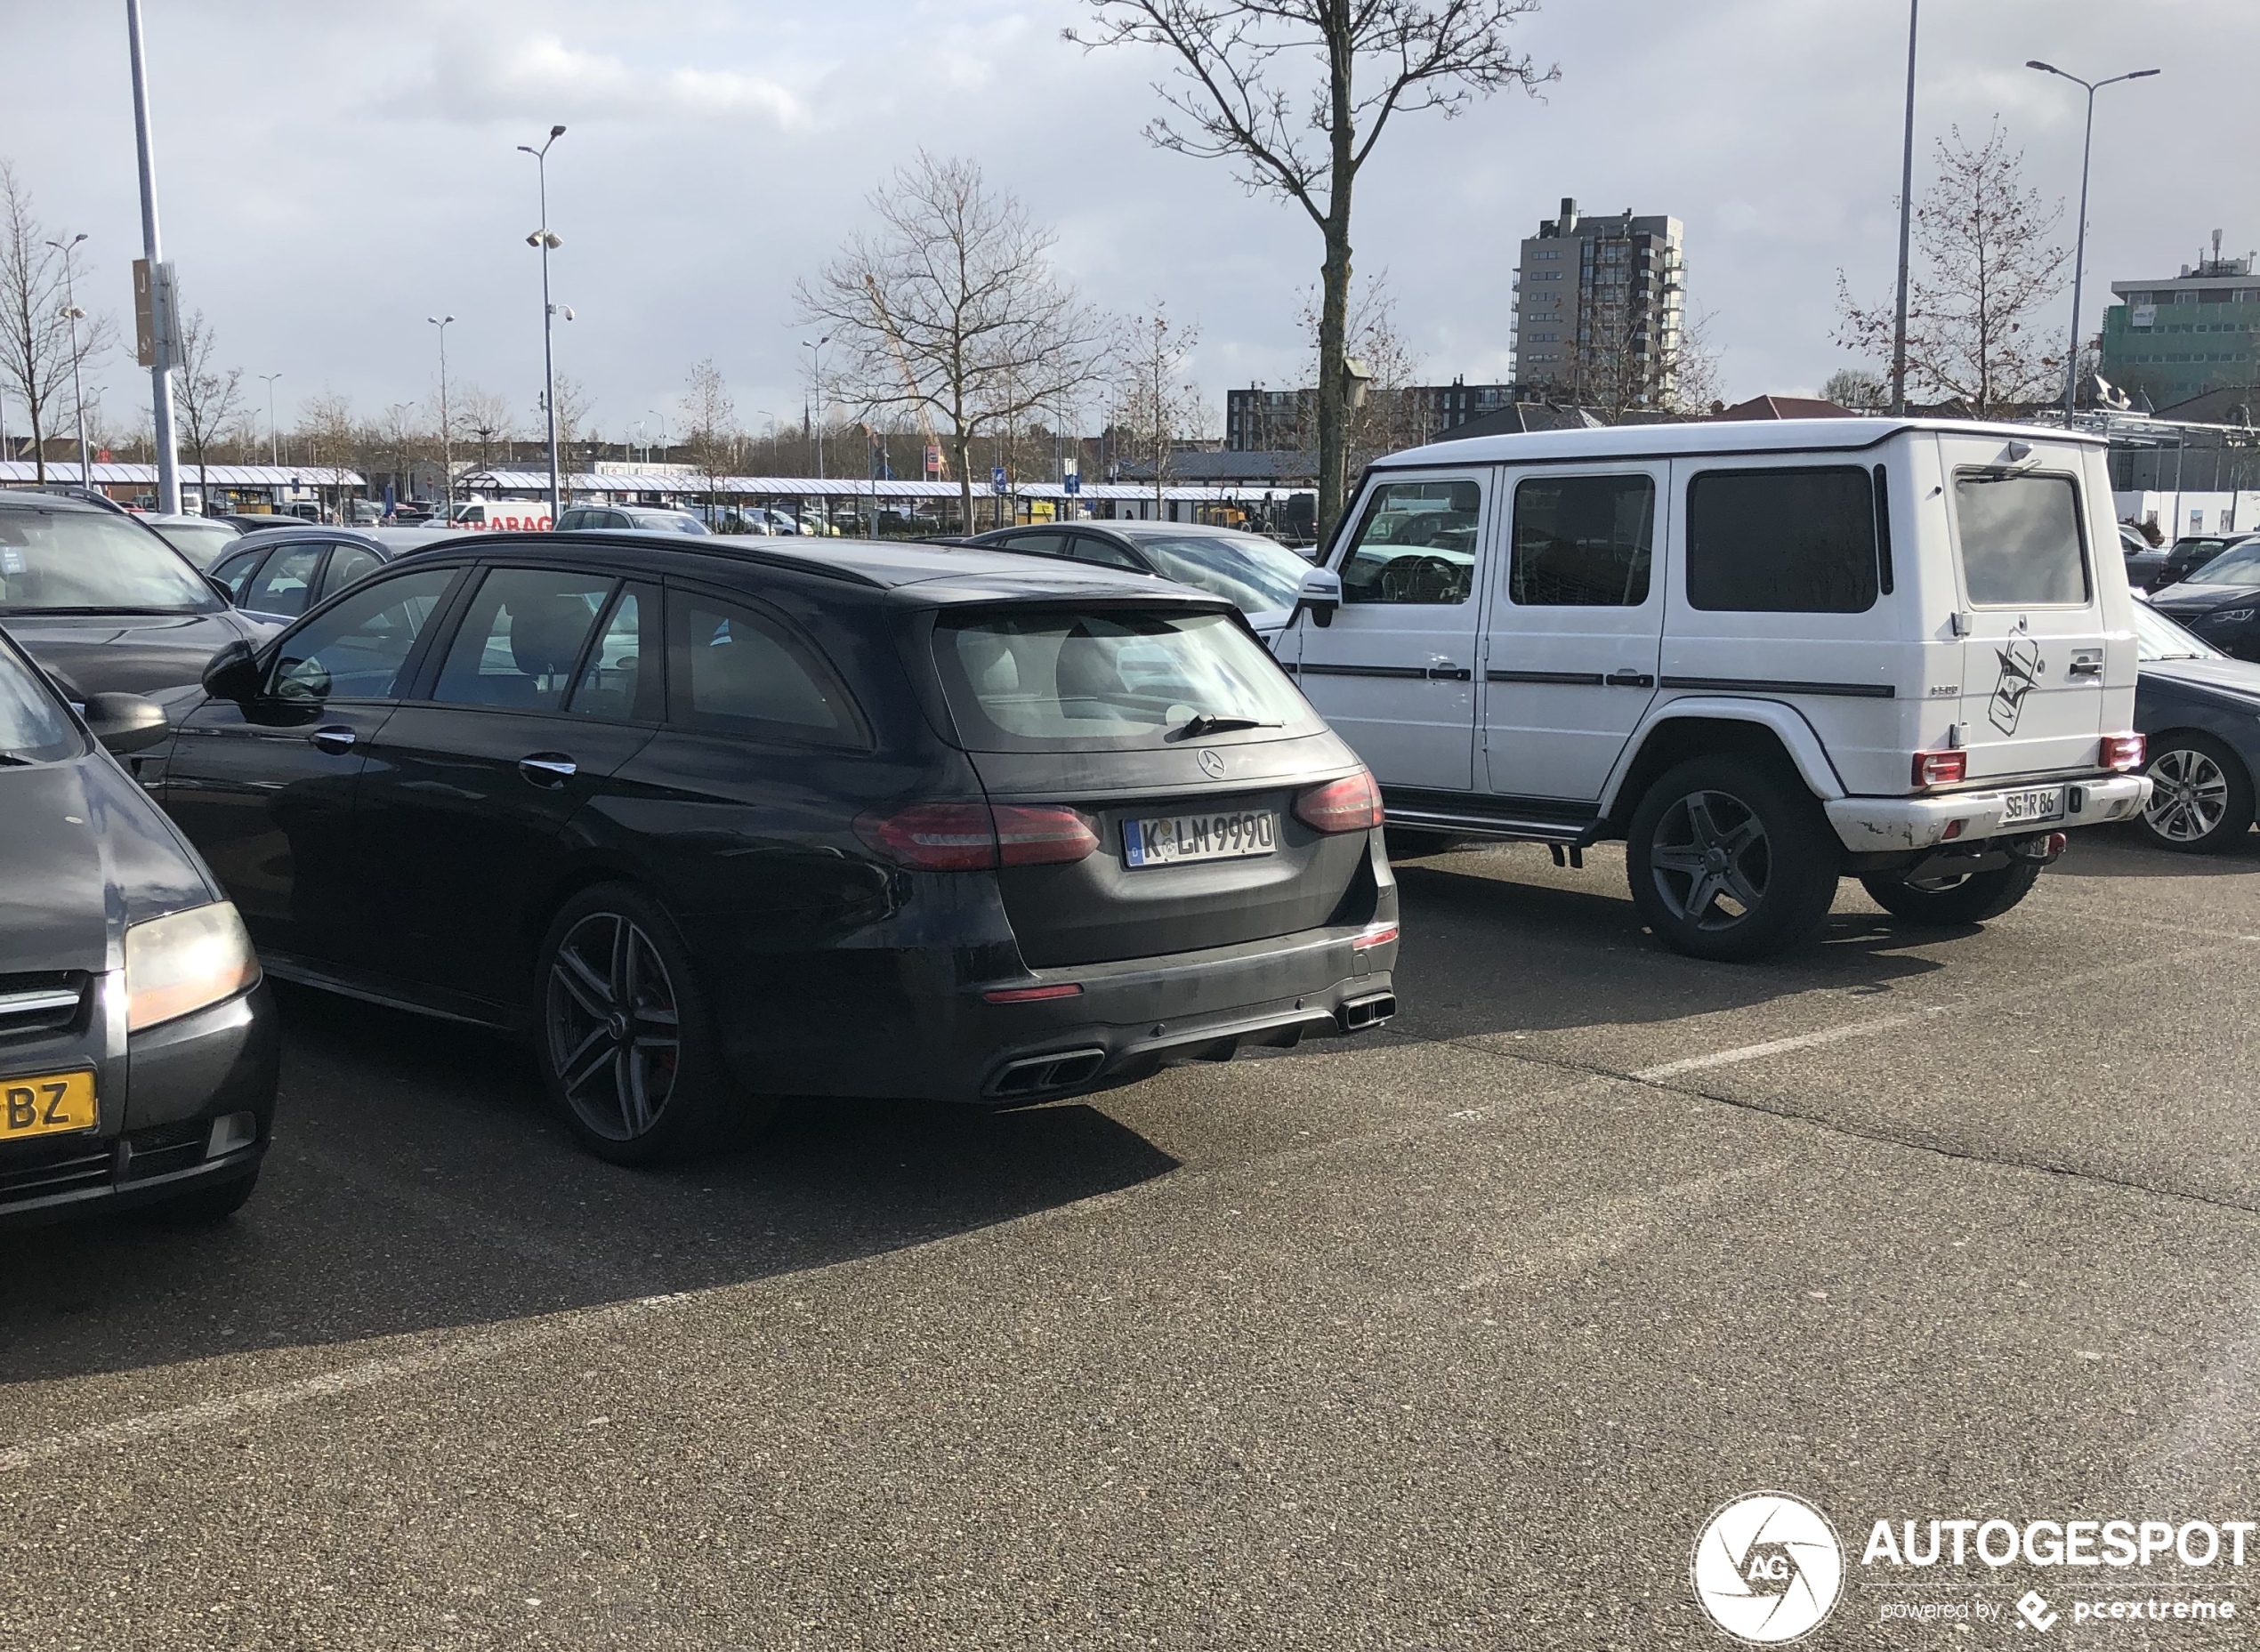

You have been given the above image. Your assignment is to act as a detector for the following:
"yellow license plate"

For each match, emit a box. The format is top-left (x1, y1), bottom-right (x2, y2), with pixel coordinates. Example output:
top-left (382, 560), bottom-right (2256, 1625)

top-left (1, 1070), bottom-right (98, 1140)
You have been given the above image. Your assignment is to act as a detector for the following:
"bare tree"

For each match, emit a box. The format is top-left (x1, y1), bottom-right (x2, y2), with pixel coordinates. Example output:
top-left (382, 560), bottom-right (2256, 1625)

top-left (1836, 121), bottom-right (2067, 418)
top-left (679, 358), bottom-right (739, 524)
top-left (799, 152), bottom-right (1111, 536)
top-left (171, 309), bottom-right (246, 512)
top-left (1299, 272), bottom-right (1428, 464)
top-left (1820, 367), bottom-right (1889, 413)
top-left (1070, 0), bottom-right (1554, 537)
top-left (1110, 305), bottom-right (1205, 512)
top-left (0, 161), bottom-right (111, 482)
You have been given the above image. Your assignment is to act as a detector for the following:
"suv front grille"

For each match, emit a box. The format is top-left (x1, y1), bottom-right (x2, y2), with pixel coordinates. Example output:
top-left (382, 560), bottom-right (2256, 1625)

top-left (0, 972), bottom-right (88, 1045)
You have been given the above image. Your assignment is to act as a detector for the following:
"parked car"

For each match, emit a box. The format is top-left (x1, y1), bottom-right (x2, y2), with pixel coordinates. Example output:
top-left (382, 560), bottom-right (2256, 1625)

top-left (555, 504), bottom-right (709, 535)
top-left (2146, 540), bottom-right (2260, 661)
top-left (2151, 534), bottom-right (2252, 591)
top-left (2119, 522), bottom-right (2168, 591)
top-left (2129, 600), bottom-right (2260, 853)
top-left (216, 509), bottom-right (320, 534)
top-left (1277, 418), bottom-right (2151, 960)
top-left (0, 624), bottom-right (277, 1226)
top-left (143, 533), bottom-right (1399, 1163)
top-left (136, 511), bottom-right (243, 568)
top-left (0, 488), bottom-right (278, 702)
top-left (964, 521), bottom-right (1318, 645)
top-left (208, 525), bottom-right (461, 624)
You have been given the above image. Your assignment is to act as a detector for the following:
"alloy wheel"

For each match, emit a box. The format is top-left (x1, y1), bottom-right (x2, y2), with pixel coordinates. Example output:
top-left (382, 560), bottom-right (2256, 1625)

top-left (1648, 789), bottom-right (1772, 930)
top-left (545, 912), bottom-right (682, 1141)
top-left (2145, 746), bottom-right (2232, 843)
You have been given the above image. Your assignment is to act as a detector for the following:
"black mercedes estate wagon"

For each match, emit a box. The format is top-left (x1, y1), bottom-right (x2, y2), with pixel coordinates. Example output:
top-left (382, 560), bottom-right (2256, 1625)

top-left (145, 534), bottom-right (1399, 1162)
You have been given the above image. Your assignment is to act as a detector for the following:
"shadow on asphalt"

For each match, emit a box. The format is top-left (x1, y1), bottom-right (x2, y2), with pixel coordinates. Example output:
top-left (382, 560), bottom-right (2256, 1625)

top-left (2046, 822), bottom-right (2260, 879)
top-left (0, 983), bottom-right (1179, 1386)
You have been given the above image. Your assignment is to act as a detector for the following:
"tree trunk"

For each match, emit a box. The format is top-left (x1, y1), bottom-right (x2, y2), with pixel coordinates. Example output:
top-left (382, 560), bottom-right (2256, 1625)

top-left (28, 403), bottom-right (44, 484)
top-left (1316, 4), bottom-right (1356, 542)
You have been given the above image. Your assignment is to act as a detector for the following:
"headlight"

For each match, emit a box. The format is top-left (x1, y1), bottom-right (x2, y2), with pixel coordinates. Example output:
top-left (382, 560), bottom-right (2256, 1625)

top-left (2207, 608), bottom-right (2256, 625)
top-left (125, 902), bottom-right (259, 1031)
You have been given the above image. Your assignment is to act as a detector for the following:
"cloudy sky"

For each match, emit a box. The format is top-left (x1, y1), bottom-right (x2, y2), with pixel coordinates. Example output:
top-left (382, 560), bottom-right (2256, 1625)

top-left (4, 0), bottom-right (2254, 447)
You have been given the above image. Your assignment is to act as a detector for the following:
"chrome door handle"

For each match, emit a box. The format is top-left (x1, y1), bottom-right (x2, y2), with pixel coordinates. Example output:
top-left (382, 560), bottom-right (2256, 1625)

top-left (517, 753), bottom-right (577, 787)
top-left (310, 725), bottom-right (356, 754)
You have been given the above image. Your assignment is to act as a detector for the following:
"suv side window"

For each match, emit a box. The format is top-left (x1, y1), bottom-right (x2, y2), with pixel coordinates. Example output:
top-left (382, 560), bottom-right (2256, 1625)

top-left (319, 544), bottom-right (383, 600)
top-left (666, 589), bottom-right (867, 748)
top-left (270, 566), bottom-right (461, 704)
top-left (568, 582), bottom-right (662, 721)
top-left (1068, 535), bottom-right (1144, 570)
top-left (1510, 475), bottom-right (1655, 607)
top-left (1336, 480), bottom-right (1481, 605)
top-left (1685, 466), bottom-right (1877, 614)
top-left (210, 546), bottom-right (267, 603)
top-left (243, 542), bottom-right (326, 617)
top-left (431, 567), bottom-right (613, 711)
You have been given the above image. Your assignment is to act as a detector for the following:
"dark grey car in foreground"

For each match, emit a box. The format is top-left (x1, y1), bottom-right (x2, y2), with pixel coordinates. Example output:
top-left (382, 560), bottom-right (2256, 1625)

top-left (2132, 600), bottom-right (2260, 853)
top-left (0, 627), bottom-right (278, 1225)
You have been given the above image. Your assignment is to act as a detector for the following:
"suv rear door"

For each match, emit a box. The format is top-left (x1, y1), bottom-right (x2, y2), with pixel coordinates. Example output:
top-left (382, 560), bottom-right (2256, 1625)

top-left (1935, 434), bottom-right (2109, 781)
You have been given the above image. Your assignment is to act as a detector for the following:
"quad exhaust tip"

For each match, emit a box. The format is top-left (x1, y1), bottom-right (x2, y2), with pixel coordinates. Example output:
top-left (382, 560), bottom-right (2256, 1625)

top-left (988, 1047), bottom-right (1108, 1100)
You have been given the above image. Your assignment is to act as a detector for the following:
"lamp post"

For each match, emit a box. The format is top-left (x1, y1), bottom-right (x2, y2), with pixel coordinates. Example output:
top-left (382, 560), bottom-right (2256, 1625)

top-left (2026, 60), bottom-right (2159, 423)
top-left (426, 314), bottom-right (454, 512)
top-left (647, 409), bottom-right (667, 464)
top-left (257, 372), bottom-right (282, 466)
top-left (518, 125), bottom-right (566, 525)
top-left (47, 233), bottom-right (90, 483)
top-left (125, 0), bottom-right (181, 513)
top-left (802, 336), bottom-right (829, 480)
top-left (1890, 0), bottom-right (1917, 416)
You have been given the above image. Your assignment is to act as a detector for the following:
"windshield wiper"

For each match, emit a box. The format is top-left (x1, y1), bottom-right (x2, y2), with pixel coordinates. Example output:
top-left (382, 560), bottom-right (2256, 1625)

top-left (1177, 712), bottom-right (1279, 737)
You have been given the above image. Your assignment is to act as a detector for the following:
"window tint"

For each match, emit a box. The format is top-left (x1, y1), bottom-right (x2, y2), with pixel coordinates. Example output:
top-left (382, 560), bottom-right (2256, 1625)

top-left (319, 544), bottom-right (383, 600)
top-left (1951, 471), bottom-right (2090, 606)
top-left (1510, 475), bottom-right (1655, 607)
top-left (1068, 534), bottom-right (1144, 570)
top-left (432, 568), bottom-right (612, 712)
top-left (996, 532), bottom-right (1069, 555)
top-left (666, 590), bottom-right (865, 746)
top-left (211, 548), bottom-right (267, 602)
top-left (270, 566), bottom-right (459, 704)
top-left (569, 583), bottom-right (660, 721)
top-left (1685, 467), bottom-right (1877, 614)
top-left (243, 543), bottom-right (324, 617)
top-left (1337, 480), bottom-right (1480, 605)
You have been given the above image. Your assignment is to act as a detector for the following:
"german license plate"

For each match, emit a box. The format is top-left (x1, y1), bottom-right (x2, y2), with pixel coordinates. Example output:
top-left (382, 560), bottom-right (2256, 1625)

top-left (1124, 810), bottom-right (1278, 868)
top-left (2000, 786), bottom-right (2066, 825)
top-left (1, 1070), bottom-right (97, 1141)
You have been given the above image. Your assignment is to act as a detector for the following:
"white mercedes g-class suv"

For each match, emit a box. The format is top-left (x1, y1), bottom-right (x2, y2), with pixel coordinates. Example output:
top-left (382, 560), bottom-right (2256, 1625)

top-left (1281, 418), bottom-right (2151, 960)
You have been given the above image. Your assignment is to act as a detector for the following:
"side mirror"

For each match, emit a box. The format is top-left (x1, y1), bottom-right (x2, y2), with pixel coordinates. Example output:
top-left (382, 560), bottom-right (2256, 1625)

top-left (82, 692), bottom-right (169, 755)
top-left (201, 639), bottom-right (262, 702)
top-left (1292, 567), bottom-right (1343, 629)
top-left (206, 575), bottom-right (237, 606)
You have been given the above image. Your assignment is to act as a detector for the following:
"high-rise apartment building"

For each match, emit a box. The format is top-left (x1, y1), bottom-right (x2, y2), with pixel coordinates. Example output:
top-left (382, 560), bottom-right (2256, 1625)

top-left (2099, 231), bottom-right (2259, 412)
top-left (1223, 379), bottom-right (1521, 452)
top-left (1513, 198), bottom-right (1683, 408)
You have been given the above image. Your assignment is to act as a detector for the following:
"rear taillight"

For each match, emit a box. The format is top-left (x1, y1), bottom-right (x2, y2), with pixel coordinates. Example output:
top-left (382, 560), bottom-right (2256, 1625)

top-left (1294, 769), bottom-right (1384, 834)
top-left (1351, 920), bottom-right (1399, 954)
top-left (981, 982), bottom-right (1085, 1004)
top-left (1912, 749), bottom-right (1967, 787)
top-left (2101, 733), bottom-right (2145, 771)
top-left (854, 802), bottom-right (1097, 871)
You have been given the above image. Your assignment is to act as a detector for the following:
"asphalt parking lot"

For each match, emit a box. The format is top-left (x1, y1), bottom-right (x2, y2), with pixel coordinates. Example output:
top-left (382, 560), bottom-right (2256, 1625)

top-left (4, 826), bottom-right (2257, 1650)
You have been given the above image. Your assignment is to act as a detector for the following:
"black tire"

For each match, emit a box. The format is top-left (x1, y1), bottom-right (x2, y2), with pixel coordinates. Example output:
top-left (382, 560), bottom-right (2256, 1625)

top-left (1625, 755), bottom-right (1841, 962)
top-left (1859, 859), bottom-right (2041, 926)
top-left (1384, 828), bottom-right (1473, 862)
top-left (534, 882), bottom-right (770, 1165)
top-left (148, 1166), bottom-right (260, 1225)
top-left (2138, 731), bottom-right (2256, 854)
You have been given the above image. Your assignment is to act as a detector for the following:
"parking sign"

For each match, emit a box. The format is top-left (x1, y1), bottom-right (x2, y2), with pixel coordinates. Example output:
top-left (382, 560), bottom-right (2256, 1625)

top-left (991, 465), bottom-right (1007, 495)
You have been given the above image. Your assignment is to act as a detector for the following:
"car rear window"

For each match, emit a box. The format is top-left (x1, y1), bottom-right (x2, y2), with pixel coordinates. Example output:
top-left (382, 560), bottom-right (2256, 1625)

top-left (1952, 471), bottom-right (2089, 606)
top-left (1686, 467), bottom-right (1878, 613)
top-left (0, 507), bottom-right (219, 615)
top-left (932, 608), bottom-right (1312, 752)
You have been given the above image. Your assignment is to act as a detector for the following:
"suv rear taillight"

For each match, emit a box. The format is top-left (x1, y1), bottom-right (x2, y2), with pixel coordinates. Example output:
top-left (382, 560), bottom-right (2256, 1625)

top-left (2101, 733), bottom-right (2146, 771)
top-left (855, 802), bottom-right (1097, 871)
top-left (1294, 770), bottom-right (1383, 834)
top-left (1912, 750), bottom-right (1967, 787)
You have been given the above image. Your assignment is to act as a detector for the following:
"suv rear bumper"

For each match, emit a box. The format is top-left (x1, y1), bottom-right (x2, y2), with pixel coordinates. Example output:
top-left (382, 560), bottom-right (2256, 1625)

top-left (1825, 774), bottom-right (2151, 854)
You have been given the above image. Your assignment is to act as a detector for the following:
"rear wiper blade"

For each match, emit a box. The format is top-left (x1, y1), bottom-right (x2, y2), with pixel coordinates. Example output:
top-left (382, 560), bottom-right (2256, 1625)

top-left (1177, 713), bottom-right (1278, 737)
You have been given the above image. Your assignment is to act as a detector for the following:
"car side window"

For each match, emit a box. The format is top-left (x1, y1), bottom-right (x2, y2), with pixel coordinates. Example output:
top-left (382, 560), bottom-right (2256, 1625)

top-left (270, 566), bottom-right (460, 704)
top-left (994, 532), bottom-right (1069, 556)
top-left (1336, 480), bottom-right (1481, 605)
top-left (1686, 466), bottom-right (1878, 614)
top-left (431, 567), bottom-right (613, 712)
top-left (210, 547), bottom-right (267, 603)
top-left (567, 582), bottom-right (661, 721)
top-left (666, 589), bottom-right (867, 748)
top-left (555, 509), bottom-right (590, 530)
top-left (1510, 475), bottom-right (1655, 607)
top-left (1068, 535), bottom-right (1144, 570)
top-left (319, 545), bottom-right (383, 600)
top-left (243, 543), bottom-right (325, 617)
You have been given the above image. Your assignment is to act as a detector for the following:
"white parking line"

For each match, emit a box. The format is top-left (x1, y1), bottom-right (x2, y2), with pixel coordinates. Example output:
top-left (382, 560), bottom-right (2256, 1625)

top-left (1631, 1008), bottom-right (1948, 1082)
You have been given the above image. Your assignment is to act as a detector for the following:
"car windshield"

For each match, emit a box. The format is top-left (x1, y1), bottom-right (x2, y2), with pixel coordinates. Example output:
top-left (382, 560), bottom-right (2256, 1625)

top-left (2132, 601), bottom-right (2224, 662)
top-left (1134, 533), bottom-right (1309, 616)
top-left (0, 640), bottom-right (81, 763)
top-left (0, 506), bottom-right (219, 615)
top-left (2183, 543), bottom-right (2260, 587)
top-left (933, 608), bottom-right (1312, 751)
top-left (149, 520), bottom-right (242, 568)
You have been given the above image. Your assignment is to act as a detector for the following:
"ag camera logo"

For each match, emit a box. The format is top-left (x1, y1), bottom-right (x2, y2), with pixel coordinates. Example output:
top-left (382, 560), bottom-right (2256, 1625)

top-left (1691, 1492), bottom-right (1845, 1644)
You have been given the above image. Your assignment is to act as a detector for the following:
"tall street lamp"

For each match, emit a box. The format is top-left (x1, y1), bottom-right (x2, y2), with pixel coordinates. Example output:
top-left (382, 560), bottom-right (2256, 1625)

top-left (519, 125), bottom-right (566, 525)
top-left (257, 372), bottom-right (282, 466)
top-left (2026, 60), bottom-right (2160, 422)
top-left (427, 314), bottom-right (455, 513)
top-left (802, 336), bottom-right (829, 480)
top-left (648, 409), bottom-right (668, 463)
top-left (125, 0), bottom-right (182, 513)
top-left (46, 232), bottom-right (90, 483)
